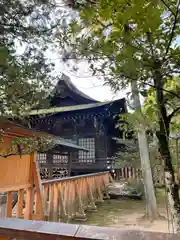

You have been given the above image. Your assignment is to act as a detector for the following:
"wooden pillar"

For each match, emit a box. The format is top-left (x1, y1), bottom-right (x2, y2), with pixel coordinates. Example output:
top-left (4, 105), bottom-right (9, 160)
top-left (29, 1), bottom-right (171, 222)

top-left (73, 119), bottom-right (78, 144)
top-left (95, 119), bottom-right (101, 166)
top-left (67, 152), bottom-right (72, 177)
top-left (95, 126), bottom-right (108, 171)
top-left (33, 160), bottom-right (46, 220)
top-left (47, 151), bottom-right (53, 179)
top-left (72, 119), bottom-right (78, 169)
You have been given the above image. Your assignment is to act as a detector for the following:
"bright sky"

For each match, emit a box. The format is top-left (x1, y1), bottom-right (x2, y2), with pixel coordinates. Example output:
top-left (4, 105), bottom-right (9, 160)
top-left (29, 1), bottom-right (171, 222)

top-left (41, 2), bottom-right (180, 103)
top-left (53, 38), bottom-right (180, 103)
top-left (54, 2), bottom-right (180, 103)
top-left (51, 53), bottom-right (129, 102)
top-left (51, 37), bottom-right (180, 103)
top-left (50, 2), bottom-right (128, 102)
top-left (70, 76), bottom-right (128, 102)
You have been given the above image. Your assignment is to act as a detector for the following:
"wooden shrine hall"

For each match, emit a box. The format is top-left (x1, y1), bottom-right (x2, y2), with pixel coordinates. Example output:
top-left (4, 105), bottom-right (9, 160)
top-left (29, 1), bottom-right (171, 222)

top-left (0, 120), bottom-right (178, 240)
top-left (0, 119), bottom-right (88, 181)
top-left (37, 137), bottom-right (88, 180)
top-left (25, 73), bottom-right (128, 177)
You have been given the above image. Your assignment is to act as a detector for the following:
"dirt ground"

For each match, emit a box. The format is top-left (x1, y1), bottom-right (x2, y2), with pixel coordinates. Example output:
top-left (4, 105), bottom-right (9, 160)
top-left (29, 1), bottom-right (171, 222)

top-left (83, 188), bottom-right (175, 233)
top-left (0, 188), bottom-right (175, 233)
top-left (109, 207), bottom-right (174, 233)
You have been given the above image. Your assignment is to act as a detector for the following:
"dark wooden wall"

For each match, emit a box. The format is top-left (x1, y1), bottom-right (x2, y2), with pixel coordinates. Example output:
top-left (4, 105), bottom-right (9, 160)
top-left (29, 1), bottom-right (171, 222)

top-left (36, 116), bottom-right (111, 175)
top-left (34, 119), bottom-right (106, 179)
top-left (30, 79), bottom-right (128, 177)
top-left (58, 118), bottom-right (108, 164)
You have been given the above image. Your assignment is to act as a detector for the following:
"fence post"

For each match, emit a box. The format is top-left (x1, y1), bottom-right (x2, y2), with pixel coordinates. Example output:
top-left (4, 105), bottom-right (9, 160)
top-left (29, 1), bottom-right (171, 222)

top-left (74, 181), bottom-right (87, 221)
top-left (86, 181), bottom-right (97, 212)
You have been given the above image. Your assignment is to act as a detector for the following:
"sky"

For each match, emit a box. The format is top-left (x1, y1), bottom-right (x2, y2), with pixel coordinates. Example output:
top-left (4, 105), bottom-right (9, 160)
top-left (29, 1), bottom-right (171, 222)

top-left (52, 57), bottom-right (128, 102)
top-left (50, 1), bottom-right (128, 102)
top-left (50, 35), bottom-right (180, 104)
top-left (52, 1), bottom-right (180, 103)
top-left (14, 2), bottom-right (128, 103)
top-left (70, 75), bottom-right (128, 102)
top-left (28, 1), bottom-right (180, 104)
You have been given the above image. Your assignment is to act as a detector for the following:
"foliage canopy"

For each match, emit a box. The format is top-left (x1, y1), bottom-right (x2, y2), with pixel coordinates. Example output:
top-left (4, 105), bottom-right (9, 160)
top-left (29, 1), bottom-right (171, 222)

top-left (60, 0), bottom-right (180, 225)
top-left (0, 0), bottom-right (61, 117)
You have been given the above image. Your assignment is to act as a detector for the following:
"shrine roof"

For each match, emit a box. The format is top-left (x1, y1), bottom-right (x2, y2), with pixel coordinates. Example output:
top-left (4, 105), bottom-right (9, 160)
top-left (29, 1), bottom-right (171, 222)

top-left (49, 73), bottom-right (98, 105)
top-left (0, 119), bottom-right (88, 151)
top-left (25, 98), bottom-right (127, 117)
top-left (50, 138), bottom-right (88, 152)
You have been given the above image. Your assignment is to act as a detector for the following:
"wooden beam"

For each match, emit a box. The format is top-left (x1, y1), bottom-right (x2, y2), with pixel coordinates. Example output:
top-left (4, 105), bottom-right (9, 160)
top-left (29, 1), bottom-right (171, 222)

top-left (17, 189), bottom-right (24, 218)
top-left (5, 192), bottom-right (13, 218)
top-left (43, 184), bottom-right (48, 213)
top-left (0, 184), bottom-right (32, 193)
top-left (29, 152), bottom-right (34, 184)
top-left (47, 152), bottom-right (53, 179)
top-left (0, 218), bottom-right (78, 240)
top-left (0, 218), bottom-right (178, 240)
top-left (48, 184), bottom-right (54, 221)
top-left (24, 187), bottom-right (34, 220)
top-left (67, 152), bottom-right (72, 177)
top-left (33, 161), bottom-right (45, 220)
top-left (53, 183), bottom-right (59, 222)
top-left (0, 236), bottom-right (8, 240)
top-left (58, 184), bottom-right (68, 220)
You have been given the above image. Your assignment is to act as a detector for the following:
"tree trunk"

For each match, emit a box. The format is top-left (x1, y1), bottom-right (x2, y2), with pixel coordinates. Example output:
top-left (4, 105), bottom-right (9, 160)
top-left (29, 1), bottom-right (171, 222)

top-left (131, 81), bottom-right (158, 220)
top-left (154, 72), bottom-right (180, 232)
top-left (137, 126), bottom-right (158, 220)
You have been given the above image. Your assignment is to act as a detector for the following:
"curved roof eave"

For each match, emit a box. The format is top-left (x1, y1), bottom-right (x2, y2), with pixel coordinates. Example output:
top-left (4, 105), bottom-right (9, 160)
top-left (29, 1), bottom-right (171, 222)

top-left (25, 98), bottom-right (127, 116)
top-left (50, 73), bottom-right (99, 103)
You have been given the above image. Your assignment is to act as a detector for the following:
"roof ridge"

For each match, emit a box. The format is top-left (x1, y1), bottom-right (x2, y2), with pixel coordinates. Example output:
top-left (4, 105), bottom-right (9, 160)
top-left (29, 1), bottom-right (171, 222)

top-left (50, 73), bottom-right (99, 103)
top-left (23, 98), bottom-right (125, 116)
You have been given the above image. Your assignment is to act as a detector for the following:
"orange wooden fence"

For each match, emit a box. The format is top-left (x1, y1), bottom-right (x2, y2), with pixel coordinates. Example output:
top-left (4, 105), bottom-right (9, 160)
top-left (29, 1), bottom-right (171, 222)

top-left (114, 166), bottom-right (165, 186)
top-left (0, 153), bottom-right (44, 221)
top-left (114, 167), bottom-right (142, 180)
top-left (42, 171), bottom-right (111, 221)
top-left (0, 171), bottom-right (111, 222)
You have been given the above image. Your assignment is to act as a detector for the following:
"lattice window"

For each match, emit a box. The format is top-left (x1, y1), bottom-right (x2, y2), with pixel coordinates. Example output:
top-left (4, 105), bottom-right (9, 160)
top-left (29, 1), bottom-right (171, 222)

top-left (52, 168), bottom-right (68, 178)
top-left (78, 137), bottom-right (95, 163)
top-left (40, 168), bottom-right (49, 180)
top-left (52, 154), bottom-right (68, 164)
top-left (37, 153), bottom-right (47, 164)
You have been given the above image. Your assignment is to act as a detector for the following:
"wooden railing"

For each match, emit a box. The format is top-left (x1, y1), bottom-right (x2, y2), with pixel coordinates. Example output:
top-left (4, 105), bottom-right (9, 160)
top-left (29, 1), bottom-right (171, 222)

top-left (114, 166), bottom-right (165, 186)
top-left (38, 157), bottom-right (115, 180)
top-left (0, 161), bottom-right (44, 221)
top-left (114, 167), bottom-right (142, 181)
top-left (0, 171), bottom-right (111, 222)
top-left (41, 171), bottom-right (111, 222)
top-left (0, 218), bottom-right (178, 240)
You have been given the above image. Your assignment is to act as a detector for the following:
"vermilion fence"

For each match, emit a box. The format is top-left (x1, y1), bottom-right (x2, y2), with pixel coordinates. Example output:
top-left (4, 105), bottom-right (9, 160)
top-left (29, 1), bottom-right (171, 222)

top-left (114, 165), bottom-right (165, 186)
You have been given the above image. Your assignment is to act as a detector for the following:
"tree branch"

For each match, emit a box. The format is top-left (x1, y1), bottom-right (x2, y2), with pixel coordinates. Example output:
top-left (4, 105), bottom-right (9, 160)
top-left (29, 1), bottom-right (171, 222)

top-left (96, 19), bottom-right (146, 53)
top-left (1, 21), bottom-right (59, 35)
top-left (144, 82), bottom-right (180, 100)
top-left (167, 106), bottom-right (180, 122)
top-left (164, 0), bottom-right (180, 56)
top-left (0, 153), bottom-right (19, 158)
top-left (160, 0), bottom-right (176, 17)
top-left (146, 32), bottom-right (156, 60)
top-left (96, 19), bottom-right (112, 31)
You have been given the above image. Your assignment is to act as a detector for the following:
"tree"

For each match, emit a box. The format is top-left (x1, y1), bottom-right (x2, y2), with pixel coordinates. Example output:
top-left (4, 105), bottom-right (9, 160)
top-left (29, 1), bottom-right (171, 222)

top-left (143, 77), bottom-right (180, 131)
top-left (0, 0), bottom-right (69, 157)
top-left (143, 77), bottom-right (180, 181)
top-left (60, 0), bottom-right (180, 230)
top-left (0, 0), bottom-right (61, 117)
